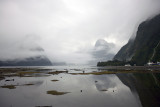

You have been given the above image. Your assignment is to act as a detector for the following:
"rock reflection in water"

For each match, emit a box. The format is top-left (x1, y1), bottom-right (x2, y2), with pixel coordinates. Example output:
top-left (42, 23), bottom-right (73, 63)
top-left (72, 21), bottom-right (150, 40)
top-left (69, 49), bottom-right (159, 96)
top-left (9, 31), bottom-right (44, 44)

top-left (92, 74), bottom-right (142, 107)
top-left (0, 66), bottom-right (160, 107)
top-left (117, 73), bottom-right (160, 107)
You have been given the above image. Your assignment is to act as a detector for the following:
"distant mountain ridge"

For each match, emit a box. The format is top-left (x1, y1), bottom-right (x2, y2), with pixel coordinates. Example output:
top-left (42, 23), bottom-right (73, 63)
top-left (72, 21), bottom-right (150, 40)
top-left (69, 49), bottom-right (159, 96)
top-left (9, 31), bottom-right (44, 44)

top-left (0, 45), bottom-right (53, 66)
top-left (114, 14), bottom-right (160, 65)
top-left (0, 56), bottom-right (52, 66)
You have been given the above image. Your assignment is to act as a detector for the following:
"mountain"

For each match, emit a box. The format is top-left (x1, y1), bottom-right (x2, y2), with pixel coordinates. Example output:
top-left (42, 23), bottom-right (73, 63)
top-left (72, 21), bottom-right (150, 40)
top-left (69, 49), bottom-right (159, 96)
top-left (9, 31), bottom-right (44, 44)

top-left (95, 39), bottom-right (114, 48)
top-left (113, 39), bottom-right (134, 61)
top-left (0, 46), bottom-right (52, 66)
top-left (0, 56), bottom-right (52, 66)
top-left (114, 14), bottom-right (160, 65)
top-left (90, 39), bottom-right (115, 64)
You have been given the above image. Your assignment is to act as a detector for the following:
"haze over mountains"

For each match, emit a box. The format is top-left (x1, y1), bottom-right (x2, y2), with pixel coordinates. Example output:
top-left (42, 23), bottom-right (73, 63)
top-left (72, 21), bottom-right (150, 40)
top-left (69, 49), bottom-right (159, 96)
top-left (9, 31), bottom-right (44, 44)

top-left (0, 42), bottom-right (52, 66)
top-left (0, 0), bottom-right (160, 65)
top-left (90, 39), bottom-right (115, 64)
top-left (0, 36), bottom-right (65, 66)
top-left (0, 34), bottom-right (116, 66)
top-left (1, 13), bottom-right (160, 66)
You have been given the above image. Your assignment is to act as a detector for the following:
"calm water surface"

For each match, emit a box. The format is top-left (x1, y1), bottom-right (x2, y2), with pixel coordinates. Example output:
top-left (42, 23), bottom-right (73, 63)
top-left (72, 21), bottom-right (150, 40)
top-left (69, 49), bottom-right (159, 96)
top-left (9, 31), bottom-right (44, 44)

top-left (0, 66), bottom-right (160, 107)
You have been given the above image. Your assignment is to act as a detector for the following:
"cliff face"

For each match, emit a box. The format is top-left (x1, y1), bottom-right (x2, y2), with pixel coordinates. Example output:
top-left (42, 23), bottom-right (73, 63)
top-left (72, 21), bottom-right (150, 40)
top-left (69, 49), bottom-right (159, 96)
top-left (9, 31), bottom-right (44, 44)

top-left (114, 39), bottom-right (134, 61)
top-left (114, 14), bottom-right (160, 65)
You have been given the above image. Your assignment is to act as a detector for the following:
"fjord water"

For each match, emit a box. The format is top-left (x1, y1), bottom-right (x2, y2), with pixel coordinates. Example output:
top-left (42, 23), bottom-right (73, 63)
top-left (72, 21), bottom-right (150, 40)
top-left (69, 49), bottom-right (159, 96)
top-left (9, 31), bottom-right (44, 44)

top-left (0, 66), bottom-right (160, 107)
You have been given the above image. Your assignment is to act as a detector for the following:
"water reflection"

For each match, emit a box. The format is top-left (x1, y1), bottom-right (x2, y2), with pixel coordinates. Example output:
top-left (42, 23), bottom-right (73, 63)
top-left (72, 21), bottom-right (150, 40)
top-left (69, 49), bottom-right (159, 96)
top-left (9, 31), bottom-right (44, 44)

top-left (94, 75), bottom-right (117, 91)
top-left (117, 73), bottom-right (160, 107)
top-left (93, 74), bottom-right (142, 107)
top-left (0, 66), bottom-right (160, 107)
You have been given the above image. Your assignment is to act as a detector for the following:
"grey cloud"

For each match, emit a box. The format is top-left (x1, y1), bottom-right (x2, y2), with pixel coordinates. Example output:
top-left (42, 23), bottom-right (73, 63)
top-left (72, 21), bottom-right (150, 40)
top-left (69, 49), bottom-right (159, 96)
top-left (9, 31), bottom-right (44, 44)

top-left (92, 39), bottom-right (115, 62)
top-left (0, 0), bottom-right (160, 64)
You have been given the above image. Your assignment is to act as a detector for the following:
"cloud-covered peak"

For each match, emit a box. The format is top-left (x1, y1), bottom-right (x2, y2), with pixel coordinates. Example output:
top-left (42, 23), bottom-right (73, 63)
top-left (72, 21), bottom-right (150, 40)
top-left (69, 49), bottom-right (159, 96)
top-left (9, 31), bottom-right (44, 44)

top-left (88, 39), bottom-right (115, 64)
top-left (95, 39), bottom-right (115, 49)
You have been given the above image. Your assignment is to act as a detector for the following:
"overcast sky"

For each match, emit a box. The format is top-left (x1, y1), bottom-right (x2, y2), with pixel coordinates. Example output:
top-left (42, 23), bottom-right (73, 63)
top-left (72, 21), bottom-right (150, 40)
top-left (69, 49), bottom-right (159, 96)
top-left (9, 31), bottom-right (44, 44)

top-left (0, 0), bottom-right (160, 64)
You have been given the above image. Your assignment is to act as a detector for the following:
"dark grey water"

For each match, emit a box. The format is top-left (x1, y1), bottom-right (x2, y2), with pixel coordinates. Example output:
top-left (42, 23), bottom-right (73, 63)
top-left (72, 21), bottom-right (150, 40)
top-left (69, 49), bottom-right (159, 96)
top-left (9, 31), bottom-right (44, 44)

top-left (0, 66), bottom-right (160, 107)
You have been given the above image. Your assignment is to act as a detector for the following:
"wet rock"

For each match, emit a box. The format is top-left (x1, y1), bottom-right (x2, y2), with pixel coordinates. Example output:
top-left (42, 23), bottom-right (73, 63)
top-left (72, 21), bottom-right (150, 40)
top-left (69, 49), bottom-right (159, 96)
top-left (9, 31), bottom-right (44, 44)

top-left (0, 76), bottom-right (5, 80)
top-left (100, 89), bottom-right (108, 91)
top-left (5, 79), bottom-right (14, 82)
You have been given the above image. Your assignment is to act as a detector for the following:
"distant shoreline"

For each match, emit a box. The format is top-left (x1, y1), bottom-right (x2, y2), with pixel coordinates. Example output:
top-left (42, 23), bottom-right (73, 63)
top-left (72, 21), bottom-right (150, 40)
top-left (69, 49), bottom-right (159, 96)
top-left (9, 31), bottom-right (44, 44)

top-left (0, 65), bottom-right (160, 71)
top-left (98, 66), bottom-right (160, 71)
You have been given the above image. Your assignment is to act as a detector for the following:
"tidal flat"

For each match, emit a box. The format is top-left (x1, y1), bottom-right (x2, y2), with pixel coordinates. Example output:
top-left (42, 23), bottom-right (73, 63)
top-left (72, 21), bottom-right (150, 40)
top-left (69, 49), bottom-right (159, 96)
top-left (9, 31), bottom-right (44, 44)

top-left (0, 66), bottom-right (160, 107)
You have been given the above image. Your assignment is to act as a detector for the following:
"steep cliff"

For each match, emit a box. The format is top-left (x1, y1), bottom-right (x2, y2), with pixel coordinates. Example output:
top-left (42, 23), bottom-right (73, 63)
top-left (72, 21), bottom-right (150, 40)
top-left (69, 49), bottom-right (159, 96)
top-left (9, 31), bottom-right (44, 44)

top-left (114, 14), bottom-right (160, 65)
